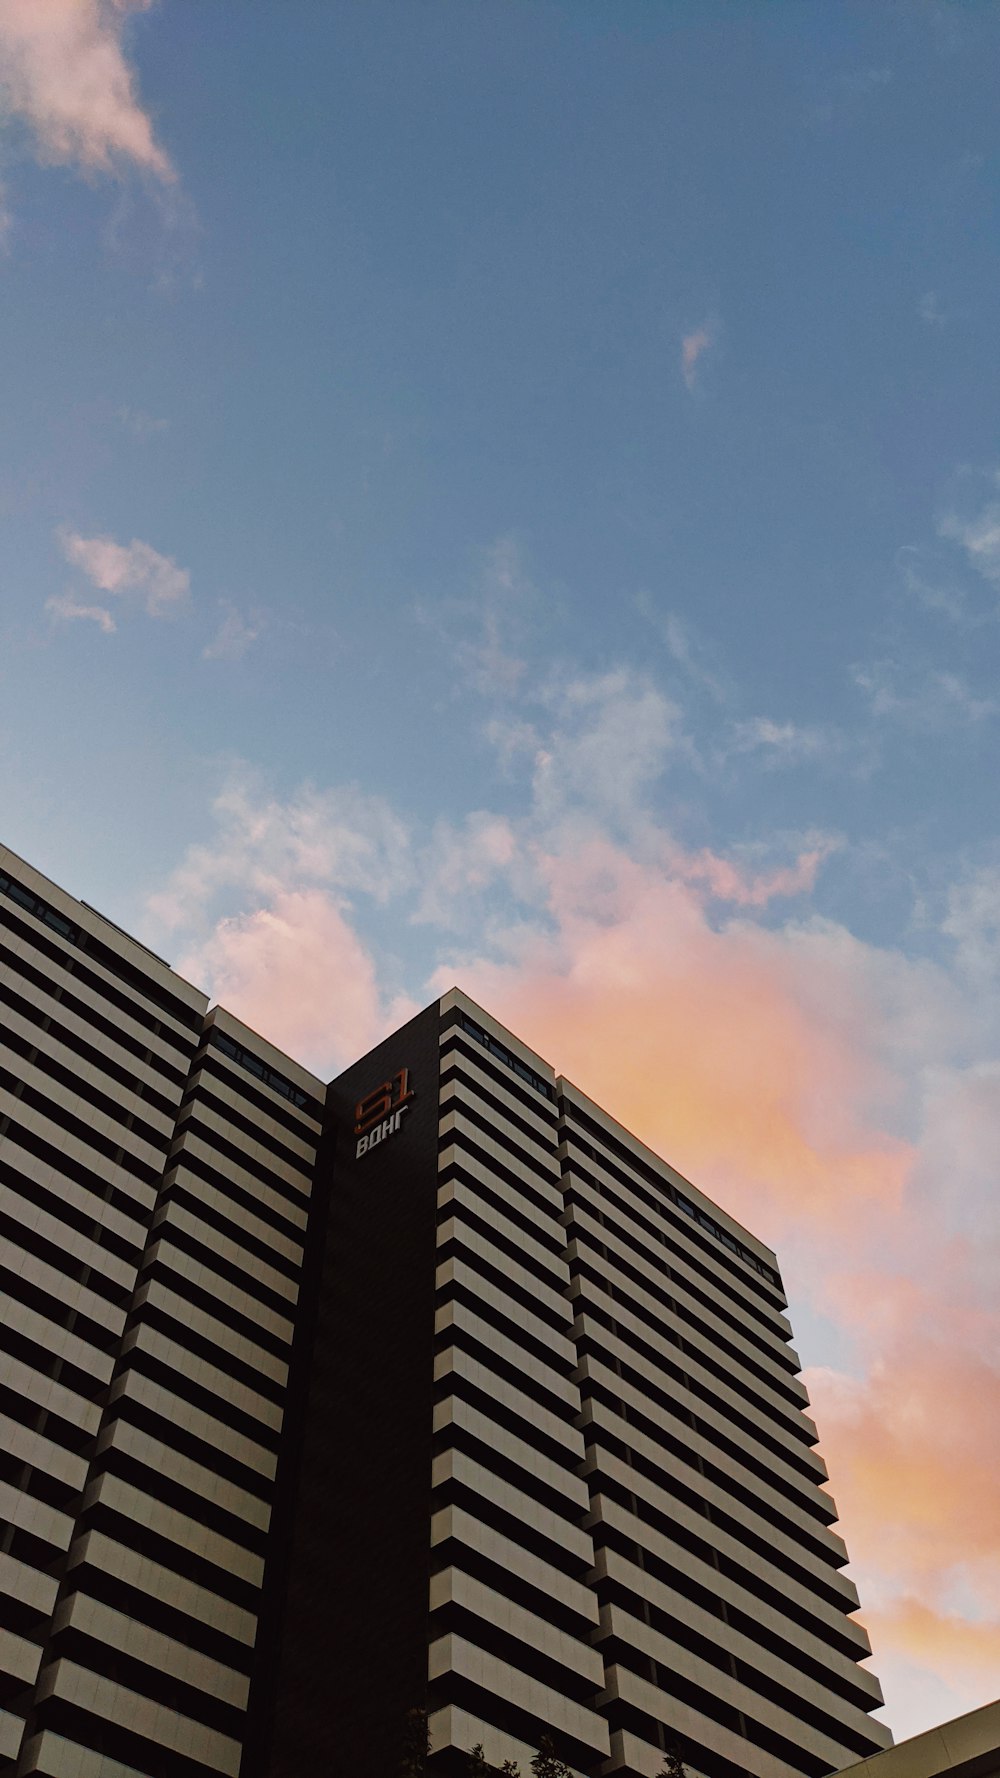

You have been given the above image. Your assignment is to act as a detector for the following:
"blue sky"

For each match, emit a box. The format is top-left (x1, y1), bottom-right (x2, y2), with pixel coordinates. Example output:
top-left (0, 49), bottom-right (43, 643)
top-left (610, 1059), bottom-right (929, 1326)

top-left (2, 0), bottom-right (1000, 1743)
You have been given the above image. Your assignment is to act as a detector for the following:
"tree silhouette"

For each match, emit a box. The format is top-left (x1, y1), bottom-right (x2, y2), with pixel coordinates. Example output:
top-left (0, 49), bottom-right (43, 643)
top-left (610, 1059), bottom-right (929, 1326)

top-left (399, 1705), bottom-right (429, 1777)
top-left (656, 1742), bottom-right (687, 1778)
top-left (531, 1736), bottom-right (572, 1778)
top-left (465, 1742), bottom-right (522, 1777)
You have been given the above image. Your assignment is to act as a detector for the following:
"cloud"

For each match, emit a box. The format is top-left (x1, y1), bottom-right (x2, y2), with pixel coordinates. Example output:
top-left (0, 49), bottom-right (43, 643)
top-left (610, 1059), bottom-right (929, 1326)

top-left (202, 602), bottom-right (262, 662)
top-left (636, 596), bottom-right (729, 702)
top-left (44, 590), bottom-right (117, 633)
top-left (681, 323), bottom-right (714, 391)
top-left (149, 768), bottom-right (415, 1072)
top-left (412, 812), bottom-right (519, 929)
top-left (0, 0), bottom-right (174, 181)
top-left (869, 1600), bottom-right (1000, 1721)
top-left (895, 545), bottom-right (976, 628)
top-left (669, 838), bottom-right (835, 908)
top-left (116, 405), bottom-right (168, 437)
top-left (179, 888), bottom-right (415, 1076)
top-left (483, 715), bottom-right (539, 778)
top-left (730, 715), bottom-right (836, 762)
top-left (532, 667), bottom-right (688, 825)
top-left (805, 1251), bottom-right (1000, 1724)
top-left (939, 472), bottom-right (1000, 587)
top-left (447, 536), bottom-right (532, 699)
top-left (430, 841), bottom-right (917, 1236)
top-left (853, 659), bottom-right (999, 725)
top-left (147, 765), bottom-right (412, 935)
top-left (919, 291), bottom-right (947, 327)
top-left (942, 866), bottom-right (1000, 982)
top-left (57, 528), bottom-right (190, 628)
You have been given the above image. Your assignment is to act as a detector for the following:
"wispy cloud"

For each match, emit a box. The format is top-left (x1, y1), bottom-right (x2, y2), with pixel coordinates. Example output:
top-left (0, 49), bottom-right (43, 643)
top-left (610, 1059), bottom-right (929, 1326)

top-left (938, 471), bottom-right (1000, 587)
top-left (681, 322), bottom-right (714, 392)
top-left (148, 766), bottom-right (412, 934)
top-left (202, 602), bottom-right (262, 662)
top-left (116, 404), bottom-right (168, 438)
top-left (919, 291), bottom-right (947, 327)
top-left (854, 659), bottom-right (999, 726)
top-left (532, 667), bottom-right (688, 825)
top-left (44, 591), bottom-right (118, 634)
top-left (454, 536), bottom-right (531, 698)
top-left (730, 715), bottom-right (836, 762)
top-left (636, 595), bottom-right (729, 702)
top-left (895, 545), bottom-right (975, 628)
top-left (51, 528), bottom-right (190, 631)
top-left (418, 534), bottom-right (537, 705)
top-left (0, 0), bottom-right (174, 182)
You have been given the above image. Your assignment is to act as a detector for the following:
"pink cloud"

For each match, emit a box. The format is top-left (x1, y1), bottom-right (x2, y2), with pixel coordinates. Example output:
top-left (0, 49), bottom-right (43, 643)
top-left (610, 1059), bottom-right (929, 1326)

top-left (669, 841), bottom-right (832, 907)
top-left (0, 0), bottom-right (173, 181)
top-left (433, 833), bottom-right (913, 1236)
top-left (180, 887), bottom-right (416, 1077)
top-left (60, 528), bottom-right (189, 620)
top-left (681, 323), bottom-right (714, 390)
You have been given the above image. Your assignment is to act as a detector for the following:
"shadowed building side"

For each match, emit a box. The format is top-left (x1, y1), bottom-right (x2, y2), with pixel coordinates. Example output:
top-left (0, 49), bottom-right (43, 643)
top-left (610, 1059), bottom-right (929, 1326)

top-left (246, 1001), bottom-right (443, 1778)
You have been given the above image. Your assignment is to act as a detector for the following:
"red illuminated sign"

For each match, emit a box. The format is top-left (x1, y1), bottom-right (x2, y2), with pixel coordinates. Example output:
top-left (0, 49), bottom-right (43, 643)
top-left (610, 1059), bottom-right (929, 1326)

top-left (354, 1067), bottom-right (414, 1157)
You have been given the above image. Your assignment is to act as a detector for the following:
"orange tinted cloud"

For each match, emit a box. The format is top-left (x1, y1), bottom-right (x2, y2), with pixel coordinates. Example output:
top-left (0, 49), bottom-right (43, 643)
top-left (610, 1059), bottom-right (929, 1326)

top-left (806, 1256), bottom-right (1000, 1602)
top-left (809, 1338), bottom-right (1000, 1581)
top-left (868, 1600), bottom-right (1000, 1692)
top-left (435, 833), bottom-right (912, 1236)
top-left (669, 841), bottom-right (833, 907)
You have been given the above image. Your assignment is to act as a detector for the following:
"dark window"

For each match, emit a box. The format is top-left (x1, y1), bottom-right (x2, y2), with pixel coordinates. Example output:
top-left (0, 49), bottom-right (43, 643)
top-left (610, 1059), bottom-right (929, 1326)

top-left (460, 1015), bottom-right (555, 1102)
top-left (208, 1028), bottom-right (320, 1116)
top-left (0, 867), bottom-right (200, 1031)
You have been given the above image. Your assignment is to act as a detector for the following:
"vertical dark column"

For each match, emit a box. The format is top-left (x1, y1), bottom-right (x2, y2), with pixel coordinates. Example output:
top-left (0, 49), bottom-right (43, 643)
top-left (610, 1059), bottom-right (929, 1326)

top-left (248, 1001), bottom-right (442, 1778)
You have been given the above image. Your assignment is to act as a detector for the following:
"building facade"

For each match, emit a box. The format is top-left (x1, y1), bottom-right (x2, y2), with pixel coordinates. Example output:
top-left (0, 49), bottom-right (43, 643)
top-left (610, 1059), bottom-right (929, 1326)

top-left (832, 1700), bottom-right (1000, 1778)
top-left (0, 844), bottom-right (892, 1778)
top-left (0, 844), bottom-right (324, 1778)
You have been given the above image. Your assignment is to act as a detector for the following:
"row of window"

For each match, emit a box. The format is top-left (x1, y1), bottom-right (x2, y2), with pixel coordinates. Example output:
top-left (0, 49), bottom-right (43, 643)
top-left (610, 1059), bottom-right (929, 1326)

top-left (0, 867), bottom-right (199, 1032)
top-left (453, 1014), bottom-right (782, 1293)
top-left (566, 1103), bottom-right (783, 1292)
top-left (208, 1029), bottom-right (321, 1117)
top-left (675, 1190), bottom-right (781, 1287)
top-left (458, 1015), bottom-right (556, 1103)
top-left (0, 931), bottom-right (189, 1085)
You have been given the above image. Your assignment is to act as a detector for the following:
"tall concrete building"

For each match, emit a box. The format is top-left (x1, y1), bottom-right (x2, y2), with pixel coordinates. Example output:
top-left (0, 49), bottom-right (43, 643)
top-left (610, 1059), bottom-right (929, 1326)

top-left (0, 843), bottom-right (892, 1778)
top-left (0, 844), bottom-right (324, 1778)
